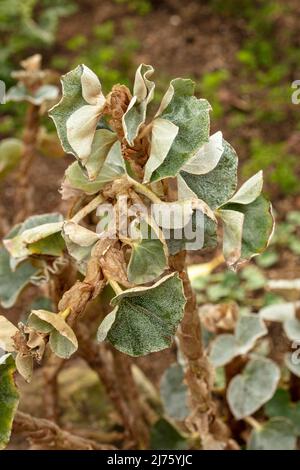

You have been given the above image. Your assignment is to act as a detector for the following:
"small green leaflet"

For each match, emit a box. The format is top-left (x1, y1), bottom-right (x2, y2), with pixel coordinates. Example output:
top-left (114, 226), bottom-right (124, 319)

top-left (223, 195), bottom-right (274, 262)
top-left (97, 273), bottom-right (186, 356)
top-left (28, 310), bottom-right (78, 359)
top-left (3, 213), bottom-right (64, 259)
top-left (180, 139), bottom-right (238, 210)
top-left (0, 138), bottom-right (23, 180)
top-left (265, 389), bottom-right (300, 435)
top-left (122, 64), bottom-right (155, 146)
top-left (227, 356), bottom-right (280, 419)
top-left (150, 78), bottom-right (211, 182)
top-left (0, 248), bottom-right (41, 308)
top-left (62, 140), bottom-right (125, 197)
top-left (209, 314), bottom-right (267, 367)
top-left (284, 353), bottom-right (300, 378)
top-left (49, 65), bottom-right (86, 155)
top-left (84, 129), bottom-right (117, 180)
top-left (150, 418), bottom-right (188, 450)
top-left (160, 363), bottom-right (189, 420)
top-left (49, 65), bottom-right (105, 163)
top-left (127, 219), bottom-right (167, 284)
top-left (143, 118), bottom-right (178, 183)
top-left (166, 212), bottom-right (217, 255)
top-left (0, 354), bottom-right (19, 450)
top-left (247, 417), bottom-right (296, 450)
top-left (181, 131), bottom-right (224, 175)
top-left (7, 83), bottom-right (59, 105)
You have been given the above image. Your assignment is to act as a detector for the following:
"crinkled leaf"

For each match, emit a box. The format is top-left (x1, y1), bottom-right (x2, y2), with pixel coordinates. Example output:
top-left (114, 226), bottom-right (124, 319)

top-left (210, 315), bottom-right (267, 367)
top-left (0, 354), bottom-right (19, 450)
top-left (15, 353), bottom-right (33, 383)
top-left (181, 131), bottom-right (224, 175)
top-left (143, 118), bottom-right (178, 183)
top-left (265, 389), bottom-right (300, 435)
top-left (7, 83), bottom-right (58, 105)
top-left (283, 317), bottom-right (300, 342)
top-left (49, 65), bottom-right (105, 161)
top-left (180, 139), bottom-right (238, 209)
top-left (284, 353), bottom-right (300, 378)
top-left (224, 195), bottom-right (274, 261)
top-left (101, 273), bottom-right (186, 356)
top-left (28, 310), bottom-right (78, 359)
top-left (4, 213), bottom-right (64, 259)
top-left (209, 334), bottom-right (237, 368)
top-left (177, 174), bottom-right (198, 200)
top-left (150, 418), bottom-right (188, 450)
top-left (259, 302), bottom-right (298, 323)
top-left (122, 64), bottom-right (155, 146)
top-left (63, 221), bottom-right (100, 247)
top-left (4, 222), bottom-right (63, 259)
top-left (97, 307), bottom-right (118, 342)
top-left (84, 129), bottom-right (117, 180)
top-left (227, 357), bottom-right (280, 419)
top-left (166, 211), bottom-right (217, 255)
top-left (150, 79), bottom-right (211, 182)
top-left (160, 364), bottom-right (189, 420)
top-left (0, 138), bottom-right (23, 179)
top-left (227, 171), bottom-right (263, 205)
top-left (235, 314), bottom-right (267, 354)
top-left (219, 209), bottom-right (244, 266)
top-left (0, 316), bottom-right (18, 352)
top-left (247, 417), bottom-right (296, 450)
top-left (62, 140), bottom-right (125, 196)
top-left (127, 219), bottom-right (167, 284)
top-left (0, 248), bottom-right (40, 308)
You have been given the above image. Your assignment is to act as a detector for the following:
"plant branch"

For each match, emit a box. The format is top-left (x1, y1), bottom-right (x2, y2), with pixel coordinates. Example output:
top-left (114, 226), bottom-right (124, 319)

top-left (128, 176), bottom-right (162, 204)
top-left (13, 411), bottom-right (116, 450)
top-left (71, 194), bottom-right (103, 224)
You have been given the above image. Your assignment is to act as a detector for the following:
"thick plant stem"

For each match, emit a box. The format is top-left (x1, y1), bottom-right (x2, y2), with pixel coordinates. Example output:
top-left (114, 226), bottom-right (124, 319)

top-left (14, 104), bottom-right (40, 224)
top-left (111, 348), bottom-right (149, 448)
top-left (13, 411), bottom-right (116, 450)
top-left (170, 251), bottom-right (235, 449)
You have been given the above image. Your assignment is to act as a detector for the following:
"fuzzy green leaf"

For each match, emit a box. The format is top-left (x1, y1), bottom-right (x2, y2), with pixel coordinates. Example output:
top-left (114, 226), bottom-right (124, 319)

top-left (150, 79), bottom-right (211, 182)
top-left (150, 418), bottom-right (188, 450)
top-left (224, 195), bottom-right (274, 260)
top-left (0, 248), bottom-right (40, 308)
top-left (209, 314), bottom-right (267, 367)
top-left (166, 211), bottom-right (217, 255)
top-left (247, 417), bottom-right (296, 450)
top-left (122, 64), bottom-right (155, 146)
top-left (49, 65), bottom-right (105, 163)
top-left (7, 83), bottom-right (59, 105)
top-left (100, 273), bottom-right (186, 356)
top-left (0, 354), bottom-right (19, 450)
top-left (160, 364), bottom-right (189, 420)
top-left (180, 139), bottom-right (238, 209)
top-left (127, 219), bottom-right (167, 284)
top-left (28, 310), bottom-right (78, 359)
top-left (227, 357), bottom-right (280, 419)
top-left (49, 65), bottom-right (86, 155)
top-left (62, 140), bottom-right (125, 197)
top-left (3, 213), bottom-right (64, 259)
top-left (265, 389), bottom-right (300, 435)
top-left (181, 131), bottom-right (224, 175)
top-left (0, 138), bottom-right (23, 180)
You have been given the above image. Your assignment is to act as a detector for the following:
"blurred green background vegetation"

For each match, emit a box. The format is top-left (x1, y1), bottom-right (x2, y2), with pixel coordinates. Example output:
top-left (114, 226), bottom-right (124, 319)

top-left (0, 0), bottom-right (299, 196)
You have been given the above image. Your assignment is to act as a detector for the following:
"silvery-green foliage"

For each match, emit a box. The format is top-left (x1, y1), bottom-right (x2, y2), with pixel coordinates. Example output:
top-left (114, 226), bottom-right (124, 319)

top-left (227, 356), bottom-right (280, 419)
top-left (209, 314), bottom-right (267, 367)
